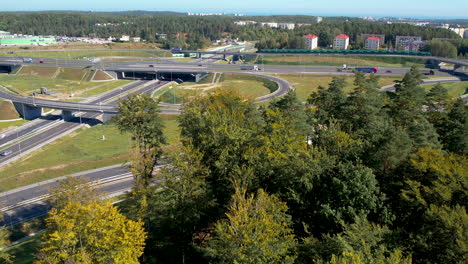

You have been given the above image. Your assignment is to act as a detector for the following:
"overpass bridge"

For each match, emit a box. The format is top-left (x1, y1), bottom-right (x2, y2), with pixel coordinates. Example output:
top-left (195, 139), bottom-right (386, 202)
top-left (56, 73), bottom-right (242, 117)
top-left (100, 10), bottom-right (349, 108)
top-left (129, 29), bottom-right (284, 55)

top-left (0, 90), bottom-right (118, 120)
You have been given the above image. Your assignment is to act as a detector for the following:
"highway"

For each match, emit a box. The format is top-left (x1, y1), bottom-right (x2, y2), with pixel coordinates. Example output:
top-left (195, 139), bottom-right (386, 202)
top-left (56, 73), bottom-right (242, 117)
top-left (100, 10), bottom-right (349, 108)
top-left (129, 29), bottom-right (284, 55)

top-left (0, 56), bottom-right (459, 77)
top-left (0, 81), bottom-right (146, 148)
top-left (0, 164), bottom-right (134, 226)
top-left (0, 81), bottom-right (170, 167)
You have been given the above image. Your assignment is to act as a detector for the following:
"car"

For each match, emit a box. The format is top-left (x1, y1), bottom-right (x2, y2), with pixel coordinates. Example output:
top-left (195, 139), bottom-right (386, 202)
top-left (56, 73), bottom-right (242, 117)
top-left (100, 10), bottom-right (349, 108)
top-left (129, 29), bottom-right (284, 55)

top-left (386, 70), bottom-right (392, 73)
top-left (0, 134), bottom-right (5, 139)
top-left (0, 150), bottom-right (12, 156)
top-left (39, 60), bottom-right (44, 63)
top-left (149, 65), bottom-right (154, 67)
top-left (198, 64), bottom-right (203, 66)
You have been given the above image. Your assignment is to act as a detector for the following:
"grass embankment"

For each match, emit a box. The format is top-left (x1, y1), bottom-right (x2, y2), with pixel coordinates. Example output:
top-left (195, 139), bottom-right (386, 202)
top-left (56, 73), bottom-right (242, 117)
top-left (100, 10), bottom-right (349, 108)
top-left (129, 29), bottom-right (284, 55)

top-left (0, 120), bottom-right (27, 132)
top-left (275, 74), bottom-right (400, 102)
top-left (0, 99), bottom-right (20, 120)
top-left (0, 42), bottom-right (164, 51)
top-left (0, 115), bottom-right (180, 191)
top-left (257, 55), bottom-right (426, 67)
top-left (92, 70), bottom-right (114, 81)
top-left (0, 68), bottom-right (130, 98)
top-left (423, 81), bottom-right (468, 98)
top-left (158, 73), bottom-right (274, 104)
top-left (2, 50), bottom-right (169, 60)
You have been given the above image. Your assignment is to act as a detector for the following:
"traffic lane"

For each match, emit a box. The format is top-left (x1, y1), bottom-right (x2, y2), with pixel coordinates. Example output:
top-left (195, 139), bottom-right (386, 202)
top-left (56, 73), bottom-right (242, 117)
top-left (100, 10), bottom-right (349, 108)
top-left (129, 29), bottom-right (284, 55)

top-left (1, 175), bottom-right (135, 226)
top-left (0, 116), bottom-right (61, 147)
top-left (0, 166), bottom-right (130, 207)
top-left (0, 110), bottom-right (100, 165)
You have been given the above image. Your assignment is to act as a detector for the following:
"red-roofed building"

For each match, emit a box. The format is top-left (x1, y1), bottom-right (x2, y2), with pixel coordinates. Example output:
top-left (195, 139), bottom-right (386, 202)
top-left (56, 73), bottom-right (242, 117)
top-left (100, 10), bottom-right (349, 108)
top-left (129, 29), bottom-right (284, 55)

top-left (365, 36), bottom-right (380, 50)
top-left (303, 34), bottom-right (318, 50)
top-left (333, 34), bottom-right (350, 49)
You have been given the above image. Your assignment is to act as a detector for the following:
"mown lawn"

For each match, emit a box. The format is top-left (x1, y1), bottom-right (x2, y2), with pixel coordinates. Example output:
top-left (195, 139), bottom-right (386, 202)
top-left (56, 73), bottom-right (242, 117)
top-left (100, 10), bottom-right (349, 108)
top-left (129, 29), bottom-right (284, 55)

top-left (0, 73), bottom-right (130, 97)
top-left (4, 50), bottom-right (169, 60)
top-left (423, 81), bottom-right (468, 98)
top-left (0, 116), bottom-right (180, 191)
top-left (158, 73), bottom-right (273, 103)
top-left (275, 74), bottom-right (400, 102)
top-left (258, 55), bottom-right (426, 67)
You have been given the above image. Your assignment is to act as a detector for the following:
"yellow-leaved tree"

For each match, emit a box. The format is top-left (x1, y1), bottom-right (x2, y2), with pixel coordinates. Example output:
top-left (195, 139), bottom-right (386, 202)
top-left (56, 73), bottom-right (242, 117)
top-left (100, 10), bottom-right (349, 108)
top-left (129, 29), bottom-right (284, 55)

top-left (35, 201), bottom-right (146, 264)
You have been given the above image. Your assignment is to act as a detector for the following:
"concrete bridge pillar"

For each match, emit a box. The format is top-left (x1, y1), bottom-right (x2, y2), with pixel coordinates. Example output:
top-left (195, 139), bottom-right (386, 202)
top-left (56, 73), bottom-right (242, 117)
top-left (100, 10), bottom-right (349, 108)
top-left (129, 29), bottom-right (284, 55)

top-left (223, 54), bottom-right (226, 60)
top-left (12, 102), bottom-right (42, 120)
top-left (102, 113), bottom-right (116, 123)
top-left (62, 110), bottom-right (75, 121)
top-left (198, 53), bottom-right (202, 59)
top-left (195, 73), bottom-right (209, 82)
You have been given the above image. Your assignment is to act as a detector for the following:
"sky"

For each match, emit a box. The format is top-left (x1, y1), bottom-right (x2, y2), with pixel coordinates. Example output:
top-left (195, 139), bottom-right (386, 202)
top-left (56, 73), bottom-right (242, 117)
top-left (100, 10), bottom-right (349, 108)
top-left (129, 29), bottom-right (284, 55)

top-left (1, 0), bottom-right (467, 19)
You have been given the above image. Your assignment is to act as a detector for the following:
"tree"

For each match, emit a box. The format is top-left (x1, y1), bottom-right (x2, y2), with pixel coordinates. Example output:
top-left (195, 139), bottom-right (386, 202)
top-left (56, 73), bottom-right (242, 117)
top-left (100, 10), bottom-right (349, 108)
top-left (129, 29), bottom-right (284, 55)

top-left (35, 201), bottom-right (146, 264)
top-left (204, 186), bottom-right (296, 264)
top-left (114, 93), bottom-right (166, 189)
top-left (141, 144), bottom-right (215, 263)
top-left (437, 99), bottom-right (468, 154)
top-left (47, 176), bottom-right (102, 210)
top-left (0, 215), bottom-right (12, 264)
top-left (425, 40), bottom-right (458, 58)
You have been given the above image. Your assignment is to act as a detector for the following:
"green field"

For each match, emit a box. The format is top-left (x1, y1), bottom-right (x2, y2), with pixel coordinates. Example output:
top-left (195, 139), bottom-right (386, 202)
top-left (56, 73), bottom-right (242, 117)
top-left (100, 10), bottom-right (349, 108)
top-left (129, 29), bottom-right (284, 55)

top-left (3, 50), bottom-right (169, 60)
top-left (0, 120), bottom-right (27, 132)
top-left (257, 55), bottom-right (426, 67)
top-left (423, 81), bottom-right (468, 98)
top-left (274, 74), bottom-right (401, 102)
top-left (158, 74), bottom-right (274, 103)
top-left (0, 115), bottom-right (180, 191)
top-left (0, 72), bottom-right (130, 97)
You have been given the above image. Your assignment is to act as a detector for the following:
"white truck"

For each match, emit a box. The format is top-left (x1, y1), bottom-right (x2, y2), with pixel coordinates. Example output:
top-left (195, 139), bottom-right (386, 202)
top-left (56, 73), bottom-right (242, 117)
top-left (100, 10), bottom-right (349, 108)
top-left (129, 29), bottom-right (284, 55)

top-left (23, 57), bottom-right (33, 63)
top-left (240, 65), bottom-right (259, 71)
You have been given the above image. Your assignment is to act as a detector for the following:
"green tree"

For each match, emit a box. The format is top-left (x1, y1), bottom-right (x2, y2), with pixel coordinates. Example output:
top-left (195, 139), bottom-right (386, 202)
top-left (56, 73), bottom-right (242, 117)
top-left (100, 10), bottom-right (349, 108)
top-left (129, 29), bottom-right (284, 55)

top-left (0, 216), bottom-right (12, 264)
top-left (35, 201), bottom-right (146, 264)
top-left (425, 40), bottom-right (458, 58)
top-left (114, 93), bottom-right (166, 188)
top-left (142, 144), bottom-right (215, 263)
top-left (204, 186), bottom-right (296, 264)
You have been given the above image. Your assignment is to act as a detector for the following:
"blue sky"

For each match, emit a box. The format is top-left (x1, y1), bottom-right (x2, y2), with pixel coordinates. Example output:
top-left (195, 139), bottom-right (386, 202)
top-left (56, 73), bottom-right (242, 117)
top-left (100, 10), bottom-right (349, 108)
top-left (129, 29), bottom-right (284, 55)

top-left (2, 0), bottom-right (467, 18)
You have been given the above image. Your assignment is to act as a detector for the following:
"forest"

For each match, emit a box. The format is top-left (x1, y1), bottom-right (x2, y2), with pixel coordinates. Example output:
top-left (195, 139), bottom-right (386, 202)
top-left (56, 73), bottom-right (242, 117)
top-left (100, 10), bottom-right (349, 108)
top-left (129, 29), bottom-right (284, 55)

top-left (2, 67), bottom-right (465, 264)
top-left (0, 13), bottom-right (464, 55)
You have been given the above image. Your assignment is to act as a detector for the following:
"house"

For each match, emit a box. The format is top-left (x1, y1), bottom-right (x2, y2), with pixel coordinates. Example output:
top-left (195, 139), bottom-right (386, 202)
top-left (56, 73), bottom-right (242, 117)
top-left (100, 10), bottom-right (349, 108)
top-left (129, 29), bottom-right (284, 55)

top-left (395, 36), bottom-right (424, 51)
top-left (360, 34), bottom-right (385, 44)
top-left (303, 34), bottom-right (318, 50)
top-left (131, 37), bottom-right (141, 42)
top-left (365, 36), bottom-right (380, 50)
top-left (155, 33), bottom-right (167, 40)
top-left (120, 35), bottom-right (130, 42)
top-left (333, 34), bottom-right (349, 49)
top-left (278, 23), bottom-right (295, 30)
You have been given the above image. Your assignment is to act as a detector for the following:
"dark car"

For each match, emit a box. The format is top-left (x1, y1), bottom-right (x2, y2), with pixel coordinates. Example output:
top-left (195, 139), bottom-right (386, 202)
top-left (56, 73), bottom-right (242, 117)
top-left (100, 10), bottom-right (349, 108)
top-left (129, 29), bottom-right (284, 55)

top-left (39, 60), bottom-right (44, 64)
top-left (0, 150), bottom-right (12, 156)
top-left (149, 65), bottom-right (154, 67)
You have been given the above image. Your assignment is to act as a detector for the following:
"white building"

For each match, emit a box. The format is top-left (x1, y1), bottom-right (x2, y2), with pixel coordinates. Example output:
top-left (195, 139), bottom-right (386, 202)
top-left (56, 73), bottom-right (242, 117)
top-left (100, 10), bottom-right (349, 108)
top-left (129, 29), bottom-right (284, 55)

top-left (234, 21), bottom-right (257, 26)
top-left (304, 34), bottom-right (318, 50)
top-left (333, 34), bottom-right (349, 49)
top-left (365, 36), bottom-right (380, 50)
top-left (120, 35), bottom-right (130, 42)
top-left (316, 17), bottom-right (323, 23)
top-left (278, 23), bottom-right (295, 30)
top-left (131, 37), bottom-right (141, 42)
top-left (261, 22), bottom-right (279, 28)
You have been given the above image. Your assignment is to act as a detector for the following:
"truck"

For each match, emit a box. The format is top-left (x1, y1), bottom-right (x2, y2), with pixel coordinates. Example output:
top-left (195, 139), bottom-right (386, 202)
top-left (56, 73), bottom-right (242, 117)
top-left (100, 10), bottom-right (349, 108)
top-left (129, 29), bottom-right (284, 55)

top-left (355, 67), bottom-right (378, 73)
top-left (23, 57), bottom-right (33, 63)
top-left (240, 65), bottom-right (259, 71)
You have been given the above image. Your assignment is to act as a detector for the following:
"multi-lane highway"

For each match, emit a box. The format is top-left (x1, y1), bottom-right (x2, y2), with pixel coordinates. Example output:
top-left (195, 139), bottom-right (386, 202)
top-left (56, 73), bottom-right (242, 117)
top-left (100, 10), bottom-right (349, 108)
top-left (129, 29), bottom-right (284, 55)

top-left (0, 164), bottom-right (134, 226)
top-left (0, 80), bottom-right (170, 167)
